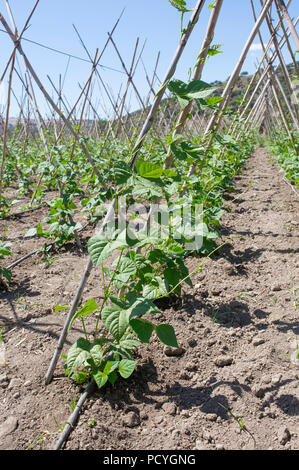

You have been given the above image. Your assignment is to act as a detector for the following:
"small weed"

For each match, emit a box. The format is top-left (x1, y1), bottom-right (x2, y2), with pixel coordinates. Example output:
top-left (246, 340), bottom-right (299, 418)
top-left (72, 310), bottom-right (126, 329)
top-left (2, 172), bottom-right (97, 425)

top-left (238, 290), bottom-right (254, 299)
top-left (0, 327), bottom-right (5, 342)
top-left (26, 433), bottom-right (48, 450)
top-left (16, 293), bottom-right (29, 311)
top-left (218, 403), bottom-right (246, 431)
top-left (86, 420), bottom-right (95, 428)
top-left (211, 313), bottom-right (218, 323)
top-left (218, 402), bottom-right (256, 447)
top-left (71, 394), bottom-right (78, 412)
top-left (291, 283), bottom-right (299, 310)
top-left (53, 417), bottom-right (65, 431)
top-left (210, 309), bottom-right (220, 323)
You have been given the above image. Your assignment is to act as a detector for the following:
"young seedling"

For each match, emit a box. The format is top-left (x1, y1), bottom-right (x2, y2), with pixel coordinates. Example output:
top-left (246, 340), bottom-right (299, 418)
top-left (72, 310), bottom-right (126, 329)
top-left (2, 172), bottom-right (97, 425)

top-left (218, 402), bottom-right (256, 447)
top-left (211, 310), bottom-right (220, 323)
top-left (0, 327), bottom-right (6, 366)
top-left (218, 403), bottom-right (246, 431)
top-left (85, 419), bottom-right (95, 428)
top-left (70, 394), bottom-right (79, 412)
top-left (26, 433), bottom-right (48, 450)
top-left (291, 282), bottom-right (299, 311)
top-left (53, 417), bottom-right (65, 432)
top-left (0, 240), bottom-right (13, 285)
top-left (16, 293), bottom-right (29, 311)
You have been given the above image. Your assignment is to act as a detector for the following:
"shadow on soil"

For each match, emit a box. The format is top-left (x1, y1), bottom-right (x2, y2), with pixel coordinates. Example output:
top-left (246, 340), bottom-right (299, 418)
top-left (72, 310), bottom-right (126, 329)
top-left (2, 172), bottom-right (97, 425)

top-left (96, 360), bottom-right (299, 422)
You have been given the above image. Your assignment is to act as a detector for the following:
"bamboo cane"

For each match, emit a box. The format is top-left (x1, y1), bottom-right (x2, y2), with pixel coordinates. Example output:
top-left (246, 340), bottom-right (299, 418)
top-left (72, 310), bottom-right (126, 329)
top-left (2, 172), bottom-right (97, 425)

top-left (259, 0), bottom-right (299, 129)
top-left (0, 13), bottom-right (102, 178)
top-left (116, 38), bottom-right (140, 136)
top-left (277, 0), bottom-right (299, 51)
top-left (0, 50), bottom-right (15, 205)
top-left (274, 0), bottom-right (299, 77)
top-left (186, 0), bottom-right (275, 179)
top-left (229, 10), bottom-right (298, 135)
top-left (230, 6), bottom-right (297, 134)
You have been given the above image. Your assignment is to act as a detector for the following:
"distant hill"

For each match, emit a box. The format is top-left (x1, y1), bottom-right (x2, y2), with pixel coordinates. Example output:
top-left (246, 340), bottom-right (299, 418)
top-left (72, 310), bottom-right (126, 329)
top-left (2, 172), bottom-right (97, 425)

top-left (4, 61), bottom-right (298, 136)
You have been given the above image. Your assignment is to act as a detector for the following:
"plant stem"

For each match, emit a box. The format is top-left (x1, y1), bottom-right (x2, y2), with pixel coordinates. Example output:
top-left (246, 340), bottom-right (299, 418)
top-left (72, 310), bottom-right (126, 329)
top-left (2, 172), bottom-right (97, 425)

top-left (81, 318), bottom-right (88, 340)
top-left (94, 250), bottom-right (124, 340)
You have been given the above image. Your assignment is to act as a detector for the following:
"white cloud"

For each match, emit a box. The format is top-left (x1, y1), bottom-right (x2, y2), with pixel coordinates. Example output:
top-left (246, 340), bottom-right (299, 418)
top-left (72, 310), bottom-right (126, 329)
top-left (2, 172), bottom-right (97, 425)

top-left (249, 43), bottom-right (264, 52)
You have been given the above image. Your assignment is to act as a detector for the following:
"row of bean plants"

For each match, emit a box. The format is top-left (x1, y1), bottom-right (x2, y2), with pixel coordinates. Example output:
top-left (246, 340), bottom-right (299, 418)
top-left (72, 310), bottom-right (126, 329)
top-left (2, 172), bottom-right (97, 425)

top-left (267, 130), bottom-right (299, 186)
top-left (0, 77), bottom-right (257, 389)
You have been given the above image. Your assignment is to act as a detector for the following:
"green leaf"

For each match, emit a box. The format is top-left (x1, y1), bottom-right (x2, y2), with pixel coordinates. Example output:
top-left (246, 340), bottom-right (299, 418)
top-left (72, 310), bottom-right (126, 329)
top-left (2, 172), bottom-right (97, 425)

top-left (1, 268), bottom-right (12, 282)
top-left (167, 243), bottom-right (185, 254)
top-left (181, 141), bottom-right (205, 158)
top-left (142, 277), bottom-right (169, 299)
top-left (168, 79), bottom-right (217, 108)
top-left (87, 235), bottom-right (108, 268)
top-left (89, 343), bottom-right (104, 367)
top-left (134, 253), bottom-right (152, 272)
top-left (25, 227), bottom-right (37, 238)
top-left (156, 324), bottom-right (178, 348)
top-left (108, 295), bottom-right (127, 309)
top-left (116, 335), bottom-right (141, 356)
top-left (66, 338), bottom-right (92, 376)
top-left (168, 78), bottom-right (188, 95)
top-left (113, 161), bottom-right (132, 185)
top-left (54, 305), bottom-right (70, 312)
top-left (77, 298), bottom-right (98, 317)
top-left (170, 142), bottom-right (189, 161)
top-left (36, 222), bottom-right (44, 236)
top-left (72, 370), bottom-right (89, 385)
top-left (0, 248), bottom-right (11, 256)
top-left (163, 267), bottom-right (181, 288)
top-left (220, 135), bottom-right (238, 146)
top-left (129, 297), bottom-right (161, 318)
top-left (147, 248), bottom-right (168, 264)
top-left (163, 168), bottom-right (177, 178)
top-left (92, 370), bottom-right (109, 389)
top-left (168, 0), bottom-right (191, 13)
top-left (68, 298), bottom-right (98, 330)
top-left (136, 160), bottom-right (163, 179)
top-left (207, 43), bottom-right (222, 55)
top-left (130, 318), bottom-right (155, 344)
top-left (113, 257), bottom-right (137, 282)
top-left (88, 232), bottom-right (129, 268)
top-left (185, 80), bottom-right (217, 99)
top-left (133, 176), bottom-right (163, 198)
top-left (101, 305), bottom-right (131, 341)
top-left (176, 258), bottom-right (193, 287)
top-left (118, 359), bottom-right (137, 378)
top-left (102, 360), bottom-right (119, 376)
top-left (107, 370), bottom-right (118, 385)
top-left (205, 96), bottom-right (223, 106)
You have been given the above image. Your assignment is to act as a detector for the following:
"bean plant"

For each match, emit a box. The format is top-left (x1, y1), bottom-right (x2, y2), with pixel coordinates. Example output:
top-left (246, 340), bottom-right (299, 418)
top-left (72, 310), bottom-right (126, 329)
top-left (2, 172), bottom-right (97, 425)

top-left (0, 240), bottom-right (13, 285)
top-left (57, 77), bottom-right (256, 389)
top-left (267, 130), bottom-right (299, 185)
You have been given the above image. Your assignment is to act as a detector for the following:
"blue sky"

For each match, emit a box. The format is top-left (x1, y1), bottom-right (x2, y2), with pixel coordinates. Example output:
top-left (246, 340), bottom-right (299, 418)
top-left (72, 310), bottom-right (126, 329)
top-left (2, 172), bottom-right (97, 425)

top-left (0, 0), bottom-right (297, 117)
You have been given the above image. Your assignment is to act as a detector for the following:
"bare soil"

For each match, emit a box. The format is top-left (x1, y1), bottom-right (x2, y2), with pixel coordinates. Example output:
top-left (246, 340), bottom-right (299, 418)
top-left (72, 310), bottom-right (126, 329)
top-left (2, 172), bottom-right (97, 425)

top-left (0, 147), bottom-right (298, 452)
